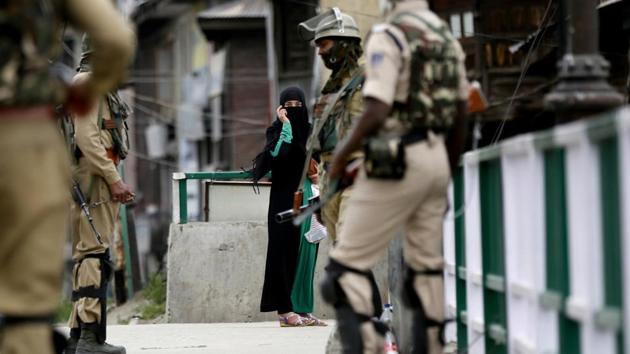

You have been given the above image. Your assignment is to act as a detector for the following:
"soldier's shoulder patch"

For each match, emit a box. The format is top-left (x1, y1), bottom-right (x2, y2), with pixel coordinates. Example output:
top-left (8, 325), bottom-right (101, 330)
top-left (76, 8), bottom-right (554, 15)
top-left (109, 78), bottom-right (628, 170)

top-left (370, 52), bottom-right (385, 68)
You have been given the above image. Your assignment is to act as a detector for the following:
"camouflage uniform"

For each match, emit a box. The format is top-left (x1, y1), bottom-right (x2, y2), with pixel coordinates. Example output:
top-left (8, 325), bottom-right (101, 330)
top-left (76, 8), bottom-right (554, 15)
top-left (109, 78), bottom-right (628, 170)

top-left (326, 1), bottom-right (469, 353)
top-left (315, 63), bottom-right (364, 243)
top-left (299, 7), bottom-right (365, 243)
top-left (0, 1), bottom-right (134, 354)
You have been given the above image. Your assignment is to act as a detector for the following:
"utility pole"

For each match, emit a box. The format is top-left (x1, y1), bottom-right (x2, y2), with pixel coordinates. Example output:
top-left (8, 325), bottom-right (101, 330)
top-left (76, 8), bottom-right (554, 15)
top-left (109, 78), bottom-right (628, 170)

top-left (544, 0), bottom-right (623, 120)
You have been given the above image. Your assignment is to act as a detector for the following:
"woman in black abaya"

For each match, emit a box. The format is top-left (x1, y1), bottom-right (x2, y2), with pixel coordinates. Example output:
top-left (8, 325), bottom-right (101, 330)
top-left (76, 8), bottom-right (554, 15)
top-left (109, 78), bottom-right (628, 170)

top-left (256, 87), bottom-right (313, 326)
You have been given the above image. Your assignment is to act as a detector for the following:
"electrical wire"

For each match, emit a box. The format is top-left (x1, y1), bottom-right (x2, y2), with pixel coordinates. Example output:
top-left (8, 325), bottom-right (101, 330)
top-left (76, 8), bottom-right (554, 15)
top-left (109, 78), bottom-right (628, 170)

top-left (134, 93), bottom-right (268, 127)
top-left (128, 150), bottom-right (179, 169)
top-left (486, 79), bottom-right (558, 110)
top-left (489, 0), bottom-right (556, 145)
top-left (446, 0), bottom-right (556, 223)
top-left (132, 101), bottom-right (267, 138)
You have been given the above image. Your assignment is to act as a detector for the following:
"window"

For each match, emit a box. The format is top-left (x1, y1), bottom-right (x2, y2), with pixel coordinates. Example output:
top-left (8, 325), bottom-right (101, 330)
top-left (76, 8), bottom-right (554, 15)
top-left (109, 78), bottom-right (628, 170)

top-left (448, 11), bottom-right (475, 39)
top-left (450, 14), bottom-right (462, 39)
top-left (463, 11), bottom-right (474, 37)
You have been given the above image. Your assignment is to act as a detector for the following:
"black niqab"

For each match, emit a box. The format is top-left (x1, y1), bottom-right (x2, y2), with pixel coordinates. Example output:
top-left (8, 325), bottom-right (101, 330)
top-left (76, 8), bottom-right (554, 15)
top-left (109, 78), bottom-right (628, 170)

top-left (259, 86), bottom-right (311, 313)
top-left (253, 86), bottom-right (310, 182)
top-left (279, 86), bottom-right (310, 153)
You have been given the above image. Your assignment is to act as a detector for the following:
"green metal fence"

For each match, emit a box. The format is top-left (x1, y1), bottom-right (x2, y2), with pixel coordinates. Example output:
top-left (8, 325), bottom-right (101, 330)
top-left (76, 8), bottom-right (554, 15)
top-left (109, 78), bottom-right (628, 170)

top-left (446, 107), bottom-right (630, 354)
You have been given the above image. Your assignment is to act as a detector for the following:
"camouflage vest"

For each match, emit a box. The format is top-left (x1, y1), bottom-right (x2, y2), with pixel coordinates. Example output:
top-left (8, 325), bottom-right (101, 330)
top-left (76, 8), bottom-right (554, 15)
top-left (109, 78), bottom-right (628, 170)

top-left (0, 0), bottom-right (64, 107)
top-left (390, 12), bottom-right (460, 131)
top-left (315, 69), bottom-right (364, 154)
top-left (102, 92), bottom-right (130, 160)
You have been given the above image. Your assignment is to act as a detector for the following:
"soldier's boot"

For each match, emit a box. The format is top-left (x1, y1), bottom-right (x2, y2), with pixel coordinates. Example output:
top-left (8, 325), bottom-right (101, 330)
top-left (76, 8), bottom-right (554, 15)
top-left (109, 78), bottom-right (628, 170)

top-left (75, 329), bottom-right (126, 354)
top-left (64, 328), bottom-right (80, 354)
top-left (64, 337), bottom-right (78, 354)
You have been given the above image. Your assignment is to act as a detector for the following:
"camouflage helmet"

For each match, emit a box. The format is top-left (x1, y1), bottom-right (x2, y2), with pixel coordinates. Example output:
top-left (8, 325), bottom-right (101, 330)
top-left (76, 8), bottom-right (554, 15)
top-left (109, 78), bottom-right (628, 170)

top-left (298, 7), bottom-right (361, 42)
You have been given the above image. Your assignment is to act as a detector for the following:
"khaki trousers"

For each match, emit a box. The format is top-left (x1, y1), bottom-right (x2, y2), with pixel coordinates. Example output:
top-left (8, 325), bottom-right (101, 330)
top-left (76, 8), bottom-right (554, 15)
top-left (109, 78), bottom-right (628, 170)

top-left (330, 134), bottom-right (450, 354)
top-left (67, 158), bottom-right (119, 329)
top-left (318, 160), bottom-right (353, 243)
top-left (0, 120), bottom-right (69, 354)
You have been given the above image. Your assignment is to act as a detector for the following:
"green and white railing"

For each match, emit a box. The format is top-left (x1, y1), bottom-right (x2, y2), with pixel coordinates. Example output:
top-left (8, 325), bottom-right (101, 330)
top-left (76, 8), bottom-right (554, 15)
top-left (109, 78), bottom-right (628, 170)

top-left (172, 171), bottom-right (254, 224)
top-left (444, 107), bottom-right (629, 354)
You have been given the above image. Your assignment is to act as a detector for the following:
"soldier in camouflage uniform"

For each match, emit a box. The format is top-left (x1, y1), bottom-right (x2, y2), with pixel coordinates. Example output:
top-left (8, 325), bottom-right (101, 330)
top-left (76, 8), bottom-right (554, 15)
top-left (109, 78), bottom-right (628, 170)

top-left (65, 35), bottom-right (135, 354)
top-left (0, 1), bottom-right (134, 354)
top-left (297, 7), bottom-right (365, 243)
top-left (323, 0), bottom-right (469, 353)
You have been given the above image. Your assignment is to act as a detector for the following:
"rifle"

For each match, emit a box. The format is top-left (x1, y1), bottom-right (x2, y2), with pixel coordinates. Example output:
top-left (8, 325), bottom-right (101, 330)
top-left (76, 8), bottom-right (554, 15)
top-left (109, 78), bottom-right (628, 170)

top-left (276, 159), bottom-right (363, 227)
top-left (71, 180), bottom-right (104, 245)
top-left (275, 195), bottom-right (320, 224)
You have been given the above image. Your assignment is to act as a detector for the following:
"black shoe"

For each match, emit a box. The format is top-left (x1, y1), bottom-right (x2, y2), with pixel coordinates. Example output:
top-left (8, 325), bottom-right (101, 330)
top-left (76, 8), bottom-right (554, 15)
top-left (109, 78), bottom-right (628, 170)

top-left (64, 336), bottom-right (78, 354)
top-left (75, 329), bottom-right (126, 354)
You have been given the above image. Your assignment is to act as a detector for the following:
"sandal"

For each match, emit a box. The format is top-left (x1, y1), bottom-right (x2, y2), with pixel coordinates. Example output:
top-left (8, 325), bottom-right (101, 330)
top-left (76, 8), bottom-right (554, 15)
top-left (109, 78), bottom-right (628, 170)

top-left (278, 312), bottom-right (314, 327)
top-left (302, 313), bottom-right (328, 327)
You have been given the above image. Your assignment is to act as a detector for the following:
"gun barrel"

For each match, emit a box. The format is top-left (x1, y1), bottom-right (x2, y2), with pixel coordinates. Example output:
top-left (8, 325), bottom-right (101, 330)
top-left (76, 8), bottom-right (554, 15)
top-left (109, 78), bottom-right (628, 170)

top-left (275, 202), bottom-right (314, 224)
top-left (275, 209), bottom-right (295, 224)
top-left (71, 184), bottom-right (85, 206)
top-left (71, 181), bottom-right (104, 245)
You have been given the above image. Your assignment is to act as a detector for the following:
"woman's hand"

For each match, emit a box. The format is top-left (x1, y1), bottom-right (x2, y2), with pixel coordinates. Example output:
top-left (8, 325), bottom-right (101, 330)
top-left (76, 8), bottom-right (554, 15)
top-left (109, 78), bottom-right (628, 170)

top-left (276, 105), bottom-right (290, 124)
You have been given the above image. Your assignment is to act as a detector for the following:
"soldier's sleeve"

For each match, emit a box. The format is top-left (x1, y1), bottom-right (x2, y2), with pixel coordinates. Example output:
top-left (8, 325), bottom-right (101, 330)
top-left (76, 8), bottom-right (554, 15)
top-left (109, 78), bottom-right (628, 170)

top-left (362, 25), bottom-right (404, 106)
top-left (65, 0), bottom-right (135, 96)
top-left (74, 93), bottom-right (122, 185)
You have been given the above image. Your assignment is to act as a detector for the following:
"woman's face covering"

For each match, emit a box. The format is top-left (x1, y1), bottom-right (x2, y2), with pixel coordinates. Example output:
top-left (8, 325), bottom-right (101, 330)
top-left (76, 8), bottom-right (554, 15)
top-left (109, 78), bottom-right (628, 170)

top-left (283, 99), bottom-right (305, 122)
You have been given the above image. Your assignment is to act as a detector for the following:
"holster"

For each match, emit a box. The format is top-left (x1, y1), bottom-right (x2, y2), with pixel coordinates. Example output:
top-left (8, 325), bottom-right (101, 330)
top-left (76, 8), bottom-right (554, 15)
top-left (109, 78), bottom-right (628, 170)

top-left (363, 128), bottom-right (431, 180)
top-left (363, 135), bottom-right (406, 180)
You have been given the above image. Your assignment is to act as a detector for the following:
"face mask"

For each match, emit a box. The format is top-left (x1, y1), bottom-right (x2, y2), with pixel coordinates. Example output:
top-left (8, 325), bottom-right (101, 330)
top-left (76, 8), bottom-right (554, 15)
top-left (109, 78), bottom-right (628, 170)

top-left (284, 107), bottom-right (303, 119)
top-left (320, 41), bottom-right (348, 71)
top-left (320, 52), bottom-right (339, 70)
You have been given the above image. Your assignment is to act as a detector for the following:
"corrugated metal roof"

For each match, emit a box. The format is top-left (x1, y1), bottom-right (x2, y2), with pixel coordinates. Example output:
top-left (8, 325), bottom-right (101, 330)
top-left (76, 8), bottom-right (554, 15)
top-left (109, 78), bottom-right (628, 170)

top-left (198, 0), bottom-right (270, 20)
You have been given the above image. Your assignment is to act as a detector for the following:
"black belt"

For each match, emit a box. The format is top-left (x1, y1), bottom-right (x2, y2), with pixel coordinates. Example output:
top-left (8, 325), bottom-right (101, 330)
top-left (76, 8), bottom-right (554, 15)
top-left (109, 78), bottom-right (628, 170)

top-left (401, 127), bottom-right (446, 145)
top-left (0, 314), bottom-right (53, 327)
top-left (401, 128), bottom-right (428, 145)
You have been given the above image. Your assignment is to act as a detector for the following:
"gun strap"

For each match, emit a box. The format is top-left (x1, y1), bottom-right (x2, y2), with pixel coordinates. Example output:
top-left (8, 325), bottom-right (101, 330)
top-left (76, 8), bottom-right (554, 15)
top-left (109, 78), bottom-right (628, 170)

top-left (297, 72), bottom-right (363, 192)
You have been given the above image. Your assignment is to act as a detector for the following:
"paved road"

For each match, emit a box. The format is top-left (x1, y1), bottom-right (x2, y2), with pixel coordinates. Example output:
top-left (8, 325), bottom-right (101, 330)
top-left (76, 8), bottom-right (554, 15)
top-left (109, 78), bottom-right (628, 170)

top-left (60, 322), bottom-right (334, 354)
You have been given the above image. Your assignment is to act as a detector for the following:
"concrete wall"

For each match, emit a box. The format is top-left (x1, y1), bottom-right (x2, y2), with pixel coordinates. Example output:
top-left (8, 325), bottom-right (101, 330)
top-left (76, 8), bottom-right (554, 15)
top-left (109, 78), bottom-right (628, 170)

top-left (166, 221), bottom-right (390, 323)
top-left (166, 180), bottom-right (410, 351)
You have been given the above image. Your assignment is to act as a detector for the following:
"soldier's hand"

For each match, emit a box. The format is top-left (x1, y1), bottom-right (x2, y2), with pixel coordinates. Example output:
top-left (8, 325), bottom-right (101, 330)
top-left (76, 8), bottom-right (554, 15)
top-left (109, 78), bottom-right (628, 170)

top-left (315, 209), bottom-right (323, 225)
top-left (327, 153), bottom-right (345, 181)
top-left (109, 180), bottom-right (135, 204)
top-left (276, 105), bottom-right (290, 123)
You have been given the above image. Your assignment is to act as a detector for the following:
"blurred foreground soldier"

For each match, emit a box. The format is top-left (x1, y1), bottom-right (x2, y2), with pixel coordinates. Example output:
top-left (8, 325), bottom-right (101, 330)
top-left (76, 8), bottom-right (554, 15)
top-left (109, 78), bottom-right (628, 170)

top-left (64, 35), bottom-right (135, 354)
top-left (0, 1), bottom-right (134, 354)
top-left (323, 0), bottom-right (469, 353)
top-left (297, 7), bottom-right (365, 243)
